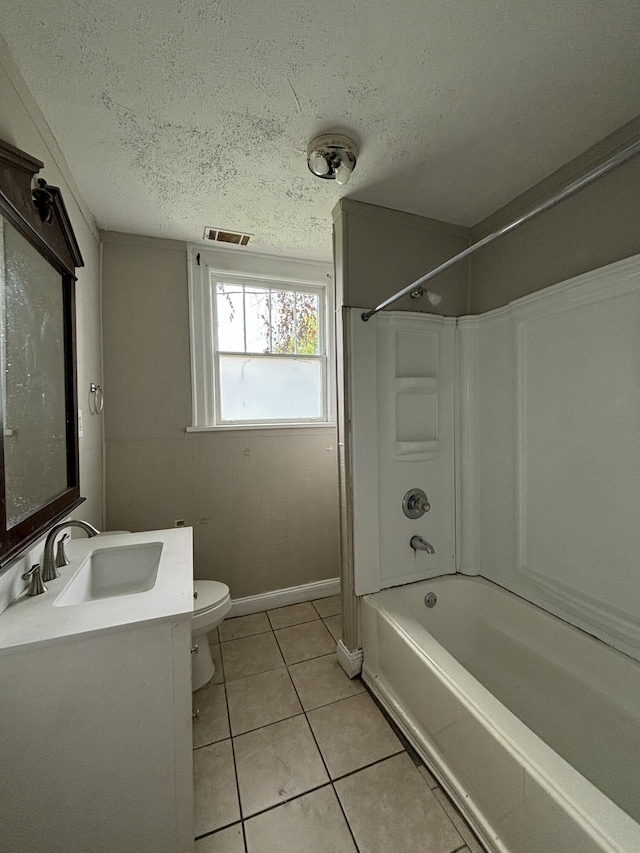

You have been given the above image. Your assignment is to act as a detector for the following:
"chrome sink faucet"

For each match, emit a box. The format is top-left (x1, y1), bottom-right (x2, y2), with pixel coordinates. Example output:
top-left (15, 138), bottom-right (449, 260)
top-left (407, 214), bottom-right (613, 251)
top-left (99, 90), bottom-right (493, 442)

top-left (410, 535), bottom-right (435, 554)
top-left (41, 520), bottom-right (100, 582)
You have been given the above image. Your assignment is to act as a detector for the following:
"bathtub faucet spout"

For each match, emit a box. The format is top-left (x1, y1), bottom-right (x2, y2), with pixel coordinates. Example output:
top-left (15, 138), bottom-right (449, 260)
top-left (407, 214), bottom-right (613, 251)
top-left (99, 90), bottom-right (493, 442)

top-left (410, 535), bottom-right (435, 554)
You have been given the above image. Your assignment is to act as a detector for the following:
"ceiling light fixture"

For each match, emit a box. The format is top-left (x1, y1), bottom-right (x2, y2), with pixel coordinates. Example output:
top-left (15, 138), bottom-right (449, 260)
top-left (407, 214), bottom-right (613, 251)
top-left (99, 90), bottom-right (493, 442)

top-left (307, 133), bottom-right (358, 186)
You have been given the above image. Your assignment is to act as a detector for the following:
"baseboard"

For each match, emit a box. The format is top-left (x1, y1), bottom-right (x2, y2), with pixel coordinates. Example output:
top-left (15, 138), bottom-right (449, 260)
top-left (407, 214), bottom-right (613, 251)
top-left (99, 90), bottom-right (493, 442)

top-left (230, 577), bottom-right (340, 617)
top-left (337, 639), bottom-right (363, 679)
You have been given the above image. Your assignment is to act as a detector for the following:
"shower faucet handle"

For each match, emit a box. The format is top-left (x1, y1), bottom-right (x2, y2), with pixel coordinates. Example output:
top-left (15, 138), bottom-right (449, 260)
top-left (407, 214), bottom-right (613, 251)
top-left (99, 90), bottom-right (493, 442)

top-left (414, 494), bottom-right (430, 513)
top-left (402, 488), bottom-right (431, 519)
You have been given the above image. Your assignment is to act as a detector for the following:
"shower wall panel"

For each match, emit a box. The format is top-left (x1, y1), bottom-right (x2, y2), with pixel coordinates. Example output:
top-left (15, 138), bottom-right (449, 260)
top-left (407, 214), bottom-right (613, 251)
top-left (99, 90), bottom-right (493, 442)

top-left (348, 310), bottom-right (456, 594)
top-left (459, 254), bottom-right (640, 659)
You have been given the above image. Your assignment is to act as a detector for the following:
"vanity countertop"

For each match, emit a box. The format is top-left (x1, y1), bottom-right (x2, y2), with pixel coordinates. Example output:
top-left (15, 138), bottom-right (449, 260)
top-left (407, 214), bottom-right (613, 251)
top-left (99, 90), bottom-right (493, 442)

top-left (0, 527), bottom-right (194, 656)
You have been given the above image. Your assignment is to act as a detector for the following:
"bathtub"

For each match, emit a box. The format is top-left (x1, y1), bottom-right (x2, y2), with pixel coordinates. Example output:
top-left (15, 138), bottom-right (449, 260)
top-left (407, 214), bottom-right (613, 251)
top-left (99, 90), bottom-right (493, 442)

top-left (361, 575), bottom-right (640, 853)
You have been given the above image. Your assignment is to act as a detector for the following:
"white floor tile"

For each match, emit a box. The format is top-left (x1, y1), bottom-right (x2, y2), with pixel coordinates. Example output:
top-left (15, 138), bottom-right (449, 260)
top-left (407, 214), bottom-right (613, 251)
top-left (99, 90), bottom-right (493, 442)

top-left (322, 614), bottom-right (342, 642)
top-left (227, 667), bottom-right (302, 735)
top-left (288, 653), bottom-right (365, 710)
top-left (244, 786), bottom-right (357, 853)
top-left (219, 612), bottom-right (271, 642)
top-left (210, 643), bottom-right (224, 684)
top-left (194, 739), bottom-right (240, 837)
top-left (274, 620), bottom-right (336, 664)
top-left (267, 602), bottom-right (319, 630)
top-left (220, 632), bottom-right (284, 682)
top-left (193, 681), bottom-right (230, 748)
top-left (335, 752), bottom-right (463, 853)
top-left (195, 823), bottom-right (245, 852)
top-left (311, 595), bottom-right (341, 618)
top-left (192, 608), bottom-right (482, 853)
top-left (307, 692), bottom-right (403, 778)
top-left (234, 715), bottom-right (328, 817)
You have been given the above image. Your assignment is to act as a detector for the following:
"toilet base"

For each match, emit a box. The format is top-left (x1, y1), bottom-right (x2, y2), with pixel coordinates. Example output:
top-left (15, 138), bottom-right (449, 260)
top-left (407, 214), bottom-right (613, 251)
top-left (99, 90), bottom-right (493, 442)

top-left (192, 636), bottom-right (215, 691)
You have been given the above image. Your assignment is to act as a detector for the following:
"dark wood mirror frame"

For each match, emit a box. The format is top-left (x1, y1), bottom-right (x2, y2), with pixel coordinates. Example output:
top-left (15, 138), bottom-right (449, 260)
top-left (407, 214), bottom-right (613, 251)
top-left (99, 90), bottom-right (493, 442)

top-left (0, 138), bottom-right (84, 567)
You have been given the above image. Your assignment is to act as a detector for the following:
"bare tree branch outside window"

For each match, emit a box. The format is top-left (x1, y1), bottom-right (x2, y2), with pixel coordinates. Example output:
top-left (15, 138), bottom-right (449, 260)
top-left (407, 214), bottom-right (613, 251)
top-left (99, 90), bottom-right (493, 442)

top-left (217, 283), bottom-right (318, 355)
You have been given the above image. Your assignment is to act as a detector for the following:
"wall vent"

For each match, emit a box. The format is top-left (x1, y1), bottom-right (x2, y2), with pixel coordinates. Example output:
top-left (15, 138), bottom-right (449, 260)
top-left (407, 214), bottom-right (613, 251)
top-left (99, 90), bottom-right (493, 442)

top-left (204, 226), bottom-right (251, 246)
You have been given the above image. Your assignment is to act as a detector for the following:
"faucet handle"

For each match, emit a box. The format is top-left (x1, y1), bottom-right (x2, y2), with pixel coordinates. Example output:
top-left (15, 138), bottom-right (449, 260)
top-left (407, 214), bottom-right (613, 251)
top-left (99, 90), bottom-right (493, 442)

top-left (22, 564), bottom-right (47, 596)
top-left (402, 489), bottom-right (431, 519)
top-left (55, 533), bottom-right (70, 568)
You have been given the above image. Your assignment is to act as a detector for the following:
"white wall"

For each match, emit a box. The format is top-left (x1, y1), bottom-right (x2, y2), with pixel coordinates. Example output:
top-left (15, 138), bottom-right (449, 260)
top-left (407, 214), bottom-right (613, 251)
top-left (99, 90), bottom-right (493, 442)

top-left (0, 36), bottom-right (103, 612)
top-left (459, 255), bottom-right (640, 659)
top-left (347, 309), bottom-right (456, 595)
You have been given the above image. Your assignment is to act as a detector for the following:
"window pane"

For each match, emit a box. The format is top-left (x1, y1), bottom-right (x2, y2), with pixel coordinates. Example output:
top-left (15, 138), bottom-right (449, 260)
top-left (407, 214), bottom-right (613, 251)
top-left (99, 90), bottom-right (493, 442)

top-left (216, 282), bottom-right (245, 351)
top-left (270, 290), bottom-right (296, 353)
top-left (219, 355), bottom-right (323, 421)
top-left (244, 286), bottom-right (270, 353)
top-left (295, 292), bottom-right (319, 354)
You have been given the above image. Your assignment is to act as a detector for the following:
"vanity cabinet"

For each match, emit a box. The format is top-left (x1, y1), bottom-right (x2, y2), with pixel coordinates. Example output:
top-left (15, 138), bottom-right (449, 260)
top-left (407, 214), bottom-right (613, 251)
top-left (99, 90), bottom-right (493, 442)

top-left (0, 617), bottom-right (193, 853)
top-left (0, 529), bottom-right (195, 853)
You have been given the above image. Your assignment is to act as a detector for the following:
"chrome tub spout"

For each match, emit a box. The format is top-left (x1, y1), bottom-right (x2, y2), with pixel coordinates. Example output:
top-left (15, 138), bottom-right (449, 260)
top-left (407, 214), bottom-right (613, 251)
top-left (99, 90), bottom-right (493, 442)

top-left (410, 535), bottom-right (435, 554)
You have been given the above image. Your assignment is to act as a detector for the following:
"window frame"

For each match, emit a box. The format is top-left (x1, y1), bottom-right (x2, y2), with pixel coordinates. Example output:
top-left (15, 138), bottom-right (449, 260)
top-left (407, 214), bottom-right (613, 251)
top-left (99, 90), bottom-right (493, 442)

top-left (188, 247), bottom-right (334, 430)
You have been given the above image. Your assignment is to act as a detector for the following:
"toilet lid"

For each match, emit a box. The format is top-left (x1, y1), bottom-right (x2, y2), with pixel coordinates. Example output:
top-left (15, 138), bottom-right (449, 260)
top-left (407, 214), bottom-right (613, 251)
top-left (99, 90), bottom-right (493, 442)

top-left (194, 580), bottom-right (230, 614)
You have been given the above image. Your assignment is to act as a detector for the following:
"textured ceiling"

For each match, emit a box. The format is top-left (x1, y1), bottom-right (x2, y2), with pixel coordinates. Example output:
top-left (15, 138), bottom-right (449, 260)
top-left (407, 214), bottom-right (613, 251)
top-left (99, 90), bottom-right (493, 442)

top-left (2, 0), bottom-right (640, 260)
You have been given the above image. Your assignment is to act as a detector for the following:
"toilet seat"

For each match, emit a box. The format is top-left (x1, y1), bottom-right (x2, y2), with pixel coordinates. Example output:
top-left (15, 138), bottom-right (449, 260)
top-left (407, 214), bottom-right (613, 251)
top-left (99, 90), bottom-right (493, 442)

top-left (194, 580), bottom-right (230, 613)
top-left (192, 580), bottom-right (231, 633)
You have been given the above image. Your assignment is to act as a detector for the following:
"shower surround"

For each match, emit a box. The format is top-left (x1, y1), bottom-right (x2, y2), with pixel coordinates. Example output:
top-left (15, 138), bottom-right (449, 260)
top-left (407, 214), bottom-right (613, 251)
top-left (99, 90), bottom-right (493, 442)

top-left (345, 254), bottom-right (640, 851)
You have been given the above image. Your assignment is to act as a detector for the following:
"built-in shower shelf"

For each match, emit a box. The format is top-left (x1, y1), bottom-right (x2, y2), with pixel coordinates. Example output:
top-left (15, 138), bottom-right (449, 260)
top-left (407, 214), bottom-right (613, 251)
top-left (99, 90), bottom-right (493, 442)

top-left (393, 379), bottom-right (439, 458)
top-left (379, 321), bottom-right (444, 461)
top-left (392, 377), bottom-right (438, 391)
top-left (395, 439), bottom-right (439, 458)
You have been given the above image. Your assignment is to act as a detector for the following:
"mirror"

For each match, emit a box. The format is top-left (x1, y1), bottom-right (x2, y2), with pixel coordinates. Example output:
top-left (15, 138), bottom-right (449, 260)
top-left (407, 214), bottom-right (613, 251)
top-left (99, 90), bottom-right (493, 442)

top-left (0, 138), bottom-right (83, 566)
top-left (2, 218), bottom-right (68, 523)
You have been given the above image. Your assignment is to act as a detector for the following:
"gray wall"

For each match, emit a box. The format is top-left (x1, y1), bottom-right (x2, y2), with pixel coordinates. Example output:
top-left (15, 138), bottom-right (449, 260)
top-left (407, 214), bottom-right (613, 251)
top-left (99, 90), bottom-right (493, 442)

top-left (333, 120), bottom-right (640, 319)
top-left (0, 35), bottom-right (103, 608)
top-left (469, 118), bottom-right (640, 313)
top-left (333, 199), bottom-right (470, 316)
top-left (101, 233), bottom-right (340, 598)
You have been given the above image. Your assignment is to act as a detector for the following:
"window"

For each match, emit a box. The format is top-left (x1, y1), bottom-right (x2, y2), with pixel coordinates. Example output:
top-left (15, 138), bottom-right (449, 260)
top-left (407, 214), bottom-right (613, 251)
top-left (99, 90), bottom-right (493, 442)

top-left (189, 250), bottom-right (333, 428)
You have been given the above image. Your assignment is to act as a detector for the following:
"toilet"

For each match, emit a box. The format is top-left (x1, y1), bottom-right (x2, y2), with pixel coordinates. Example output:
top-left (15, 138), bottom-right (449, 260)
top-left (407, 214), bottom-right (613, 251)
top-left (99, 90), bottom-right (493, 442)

top-left (192, 580), bottom-right (231, 691)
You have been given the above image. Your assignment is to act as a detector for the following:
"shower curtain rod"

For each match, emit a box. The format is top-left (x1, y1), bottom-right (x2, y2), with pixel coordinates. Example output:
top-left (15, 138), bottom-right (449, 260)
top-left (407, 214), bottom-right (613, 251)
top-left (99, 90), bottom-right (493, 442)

top-left (361, 138), bottom-right (640, 321)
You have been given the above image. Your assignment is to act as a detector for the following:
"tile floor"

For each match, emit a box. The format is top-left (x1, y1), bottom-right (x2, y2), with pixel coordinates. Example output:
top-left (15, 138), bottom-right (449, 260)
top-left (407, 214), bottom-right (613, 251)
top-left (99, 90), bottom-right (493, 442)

top-left (192, 595), bottom-right (486, 853)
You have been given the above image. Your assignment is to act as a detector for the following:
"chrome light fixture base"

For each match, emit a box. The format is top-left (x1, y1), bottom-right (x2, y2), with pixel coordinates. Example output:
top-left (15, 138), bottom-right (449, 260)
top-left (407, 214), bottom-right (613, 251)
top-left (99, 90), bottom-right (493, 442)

top-left (307, 133), bottom-right (358, 185)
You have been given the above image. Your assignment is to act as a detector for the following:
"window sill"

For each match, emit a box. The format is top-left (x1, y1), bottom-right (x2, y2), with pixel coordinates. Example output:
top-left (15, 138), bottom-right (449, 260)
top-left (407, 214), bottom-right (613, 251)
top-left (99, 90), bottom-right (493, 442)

top-left (186, 423), bottom-right (336, 433)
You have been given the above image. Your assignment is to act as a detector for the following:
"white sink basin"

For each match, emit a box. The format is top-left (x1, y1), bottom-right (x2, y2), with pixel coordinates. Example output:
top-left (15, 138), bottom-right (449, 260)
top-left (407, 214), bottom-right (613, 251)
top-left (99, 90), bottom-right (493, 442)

top-left (54, 542), bottom-right (163, 607)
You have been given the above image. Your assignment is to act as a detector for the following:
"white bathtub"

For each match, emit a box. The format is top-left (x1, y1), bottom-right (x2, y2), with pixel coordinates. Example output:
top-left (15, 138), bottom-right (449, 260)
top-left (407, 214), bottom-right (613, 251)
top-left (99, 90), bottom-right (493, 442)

top-left (361, 575), bottom-right (640, 853)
